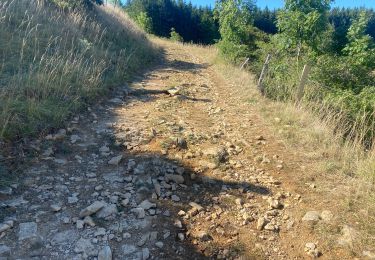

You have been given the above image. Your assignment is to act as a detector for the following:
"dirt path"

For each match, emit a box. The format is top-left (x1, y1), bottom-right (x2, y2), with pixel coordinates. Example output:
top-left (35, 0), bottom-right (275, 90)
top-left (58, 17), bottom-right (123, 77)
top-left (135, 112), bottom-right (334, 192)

top-left (0, 39), bottom-right (359, 259)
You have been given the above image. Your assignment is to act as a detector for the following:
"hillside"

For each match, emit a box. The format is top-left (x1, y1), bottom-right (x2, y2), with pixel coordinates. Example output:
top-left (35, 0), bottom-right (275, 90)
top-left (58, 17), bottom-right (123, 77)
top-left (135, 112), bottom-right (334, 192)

top-left (0, 0), bottom-right (158, 141)
top-left (0, 1), bottom-right (375, 260)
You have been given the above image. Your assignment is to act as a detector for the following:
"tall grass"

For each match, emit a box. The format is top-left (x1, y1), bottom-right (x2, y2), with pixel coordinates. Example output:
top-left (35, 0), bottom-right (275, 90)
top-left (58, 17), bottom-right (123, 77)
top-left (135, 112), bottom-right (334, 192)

top-left (256, 52), bottom-right (375, 151)
top-left (0, 0), bottom-right (158, 140)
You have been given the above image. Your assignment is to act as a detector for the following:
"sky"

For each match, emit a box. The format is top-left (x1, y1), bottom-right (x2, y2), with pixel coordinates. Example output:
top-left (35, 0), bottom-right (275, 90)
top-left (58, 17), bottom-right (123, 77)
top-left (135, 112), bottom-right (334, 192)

top-left (190, 0), bottom-right (375, 9)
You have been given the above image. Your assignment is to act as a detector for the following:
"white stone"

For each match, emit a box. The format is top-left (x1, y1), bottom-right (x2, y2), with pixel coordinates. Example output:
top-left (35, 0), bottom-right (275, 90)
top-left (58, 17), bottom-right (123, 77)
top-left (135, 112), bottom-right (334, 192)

top-left (51, 204), bottom-right (62, 212)
top-left (155, 241), bottom-right (164, 248)
top-left (108, 155), bottom-right (123, 166)
top-left (96, 204), bottom-right (118, 218)
top-left (98, 245), bottom-right (112, 260)
top-left (171, 195), bottom-right (180, 202)
top-left (79, 201), bottom-right (106, 218)
top-left (142, 248), bottom-right (150, 260)
top-left (18, 222), bottom-right (37, 240)
top-left (302, 211), bottom-right (320, 222)
top-left (138, 200), bottom-right (156, 210)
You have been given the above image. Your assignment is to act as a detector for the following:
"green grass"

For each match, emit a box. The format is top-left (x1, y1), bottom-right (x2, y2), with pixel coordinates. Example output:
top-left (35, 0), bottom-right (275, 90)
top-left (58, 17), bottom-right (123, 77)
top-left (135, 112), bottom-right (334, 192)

top-left (0, 0), bottom-right (159, 141)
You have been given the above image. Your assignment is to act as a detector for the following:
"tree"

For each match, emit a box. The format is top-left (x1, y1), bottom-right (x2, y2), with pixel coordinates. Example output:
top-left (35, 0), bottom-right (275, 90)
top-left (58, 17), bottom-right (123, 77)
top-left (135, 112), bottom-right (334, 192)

top-left (343, 11), bottom-right (375, 67)
top-left (124, 0), bottom-right (219, 44)
top-left (277, 0), bottom-right (332, 56)
top-left (135, 11), bottom-right (153, 33)
top-left (215, 0), bottom-right (257, 62)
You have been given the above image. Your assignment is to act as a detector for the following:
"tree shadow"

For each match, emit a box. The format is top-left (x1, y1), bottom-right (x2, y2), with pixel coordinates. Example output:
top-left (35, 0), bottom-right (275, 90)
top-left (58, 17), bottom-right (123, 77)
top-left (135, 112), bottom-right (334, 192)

top-left (96, 148), bottom-right (270, 259)
top-left (0, 43), bottom-right (268, 259)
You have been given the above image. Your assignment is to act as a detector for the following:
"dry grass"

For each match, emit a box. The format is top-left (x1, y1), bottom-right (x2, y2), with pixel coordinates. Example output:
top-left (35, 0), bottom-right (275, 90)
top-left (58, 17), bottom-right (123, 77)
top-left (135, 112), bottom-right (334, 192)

top-left (0, 0), bottom-right (159, 141)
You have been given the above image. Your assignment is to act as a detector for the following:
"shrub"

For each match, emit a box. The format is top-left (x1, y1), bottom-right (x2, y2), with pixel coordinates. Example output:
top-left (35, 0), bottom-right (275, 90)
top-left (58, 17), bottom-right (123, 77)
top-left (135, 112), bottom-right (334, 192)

top-left (170, 28), bottom-right (184, 42)
top-left (313, 55), bottom-right (375, 93)
top-left (215, 0), bottom-right (257, 63)
top-left (135, 11), bottom-right (153, 33)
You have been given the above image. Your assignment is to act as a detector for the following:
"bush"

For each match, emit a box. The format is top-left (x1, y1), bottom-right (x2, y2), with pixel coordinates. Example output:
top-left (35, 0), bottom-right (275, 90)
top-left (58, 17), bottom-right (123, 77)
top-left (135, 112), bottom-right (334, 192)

top-left (313, 55), bottom-right (375, 93)
top-left (135, 11), bottom-right (153, 33)
top-left (215, 0), bottom-right (258, 63)
top-left (50, 0), bottom-right (102, 9)
top-left (170, 28), bottom-right (184, 42)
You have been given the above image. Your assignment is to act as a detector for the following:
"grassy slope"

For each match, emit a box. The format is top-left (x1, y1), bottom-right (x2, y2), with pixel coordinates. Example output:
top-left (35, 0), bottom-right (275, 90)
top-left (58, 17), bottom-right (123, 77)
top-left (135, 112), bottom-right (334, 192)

top-left (0, 0), bottom-right (159, 141)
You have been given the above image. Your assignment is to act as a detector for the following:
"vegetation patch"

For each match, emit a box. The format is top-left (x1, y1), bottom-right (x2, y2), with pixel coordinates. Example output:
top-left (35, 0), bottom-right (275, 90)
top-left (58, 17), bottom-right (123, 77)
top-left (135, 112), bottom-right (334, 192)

top-left (0, 0), bottom-right (159, 141)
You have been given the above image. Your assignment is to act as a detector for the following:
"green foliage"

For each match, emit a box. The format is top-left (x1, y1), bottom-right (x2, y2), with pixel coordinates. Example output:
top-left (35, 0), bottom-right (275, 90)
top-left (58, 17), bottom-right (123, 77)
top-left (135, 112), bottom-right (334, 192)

top-left (170, 27), bottom-right (183, 42)
top-left (135, 11), bottom-right (153, 33)
top-left (241, 1), bottom-right (375, 146)
top-left (323, 87), bottom-right (375, 144)
top-left (312, 12), bottom-right (375, 94)
top-left (50, 0), bottom-right (85, 9)
top-left (125, 0), bottom-right (219, 44)
top-left (215, 0), bottom-right (258, 62)
top-left (50, 0), bottom-right (103, 9)
top-left (343, 11), bottom-right (375, 67)
top-left (277, 0), bottom-right (332, 54)
top-left (313, 55), bottom-right (375, 93)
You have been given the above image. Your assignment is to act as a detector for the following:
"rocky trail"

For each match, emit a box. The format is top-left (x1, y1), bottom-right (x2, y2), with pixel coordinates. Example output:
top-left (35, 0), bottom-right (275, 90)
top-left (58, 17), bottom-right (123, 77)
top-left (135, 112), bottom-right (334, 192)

top-left (0, 40), bottom-right (362, 259)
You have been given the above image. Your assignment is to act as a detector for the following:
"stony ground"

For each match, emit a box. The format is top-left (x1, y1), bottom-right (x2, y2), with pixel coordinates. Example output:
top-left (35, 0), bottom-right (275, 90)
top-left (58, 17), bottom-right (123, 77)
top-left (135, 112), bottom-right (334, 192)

top-left (0, 40), bottom-right (371, 260)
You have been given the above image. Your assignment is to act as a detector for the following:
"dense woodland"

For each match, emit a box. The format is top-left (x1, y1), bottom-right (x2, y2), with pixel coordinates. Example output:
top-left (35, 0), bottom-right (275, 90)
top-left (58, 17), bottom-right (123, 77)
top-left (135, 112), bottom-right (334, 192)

top-left (124, 0), bottom-right (219, 44)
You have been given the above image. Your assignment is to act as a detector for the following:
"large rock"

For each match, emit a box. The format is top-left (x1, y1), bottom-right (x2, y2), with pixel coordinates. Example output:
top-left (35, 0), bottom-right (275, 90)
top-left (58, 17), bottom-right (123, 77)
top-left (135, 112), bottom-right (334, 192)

top-left (18, 222), bottom-right (37, 241)
top-left (305, 242), bottom-right (320, 258)
top-left (202, 146), bottom-right (227, 162)
top-left (138, 200), bottom-right (156, 210)
top-left (257, 217), bottom-right (266, 230)
top-left (97, 204), bottom-right (118, 218)
top-left (363, 251), bottom-right (375, 259)
top-left (302, 211), bottom-right (321, 222)
top-left (79, 201), bottom-right (106, 218)
top-left (5, 197), bottom-right (28, 207)
top-left (189, 202), bottom-right (203, 212)
top-left (0, 186), bottom-right (12, 196)
top-left (108, 155), bottom-right (123, 166)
